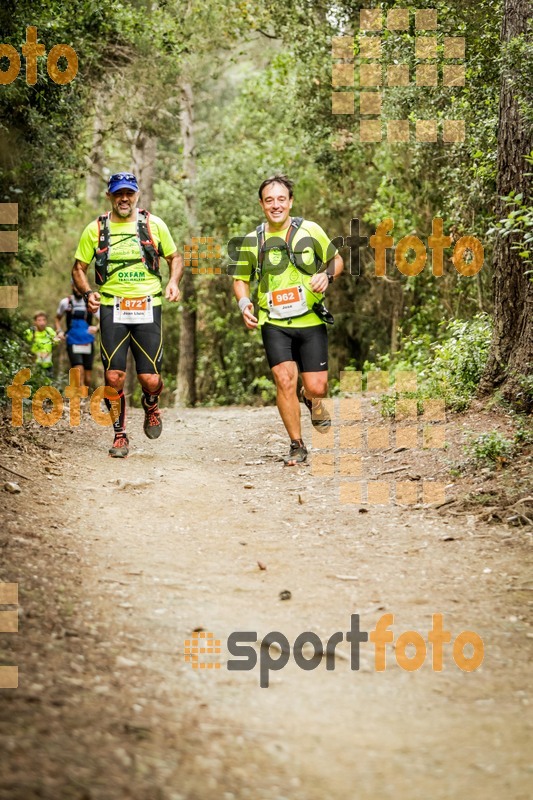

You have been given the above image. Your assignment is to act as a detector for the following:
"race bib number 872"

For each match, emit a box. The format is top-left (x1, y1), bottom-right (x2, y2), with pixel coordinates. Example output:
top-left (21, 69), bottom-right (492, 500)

top-left (113, 296), bottom-right (154, 323)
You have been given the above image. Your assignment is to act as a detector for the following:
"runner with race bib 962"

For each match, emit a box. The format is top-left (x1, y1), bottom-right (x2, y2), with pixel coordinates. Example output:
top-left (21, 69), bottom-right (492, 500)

top-left (232, 175), bottom-right (344, 466)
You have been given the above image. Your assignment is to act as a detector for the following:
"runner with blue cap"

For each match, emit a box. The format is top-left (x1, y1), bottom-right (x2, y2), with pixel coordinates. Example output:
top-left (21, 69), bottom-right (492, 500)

top-left (71, 171), bottom-right (183, 457)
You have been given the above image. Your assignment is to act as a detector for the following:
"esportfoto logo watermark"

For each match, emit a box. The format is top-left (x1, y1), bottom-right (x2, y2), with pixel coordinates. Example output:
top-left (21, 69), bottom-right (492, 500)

top-left (226, 216), bottom-right (483, 278)
top-left (0, 582), bottom-right (18, 689)
top-left (332, 7), bottom-right (466, 144)
top-left (184, 614), bottom-right (484, 687)
top-left (311, 369), bottom-right (447, 506)
top-left (0, 202), bottom-right (18, 309)
top-left (7, 368), bottom-right (119, 428)
top-left (0, 27), bottom-right (78, 86)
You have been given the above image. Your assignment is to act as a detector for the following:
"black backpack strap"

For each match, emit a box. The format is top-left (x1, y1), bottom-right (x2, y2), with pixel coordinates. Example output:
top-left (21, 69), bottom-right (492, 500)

top-left (137, 209), bottom-right (162, 278)
top-left (286, 217), bottom-right (303, 248)
top-left (66, 295), bottom-right (73, 330)
top-left (94, 213), bottom-right (110, 285)
top-left (257, 217), bottom-right (319, 281)
top-left (255, 222), bottom-right (266, 278)
top-left (287, 217), bottom-right (323, 272)
top-left (285, 217), bottom-right (304, 268)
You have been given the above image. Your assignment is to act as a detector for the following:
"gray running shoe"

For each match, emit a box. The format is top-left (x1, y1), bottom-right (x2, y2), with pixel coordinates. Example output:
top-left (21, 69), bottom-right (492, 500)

top-left (109, 432), bottom-right (129, 458)
top-left (284, 439), bottom-right (308, 466)
top-left (142, 396), bottom-right (162, 439)
top-left (300, 387), bottom-right (331, 430)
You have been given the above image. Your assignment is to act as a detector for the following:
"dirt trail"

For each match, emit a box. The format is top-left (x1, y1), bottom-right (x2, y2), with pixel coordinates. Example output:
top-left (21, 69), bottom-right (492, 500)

top-left (0, 404), bottom-right (532, 800)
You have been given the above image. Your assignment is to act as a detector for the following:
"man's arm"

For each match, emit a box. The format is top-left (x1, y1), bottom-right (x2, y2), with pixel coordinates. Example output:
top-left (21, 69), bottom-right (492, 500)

top-left (48, 327), bottom-right (61, 345)
top-left (329, 252), bottom-right (344, 279)
top-left (72, 260), bottom-right (100, 313)
top-left (164, 251), bottom-right (183, 302)
top-left (54, 312), bottom-right (66, 340)
top-left (233, 279), bottom-right (258, 329)
top-left (310, 252), bottom-right (344, 294)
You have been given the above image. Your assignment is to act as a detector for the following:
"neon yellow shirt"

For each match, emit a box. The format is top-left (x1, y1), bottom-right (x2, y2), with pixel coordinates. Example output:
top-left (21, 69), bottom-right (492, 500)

top-left (231, 219), bottom-right (338, 328)
top-left (24, 326), bottom-right (57, 366)
top-left (74, 212), bottom-right (177, 306)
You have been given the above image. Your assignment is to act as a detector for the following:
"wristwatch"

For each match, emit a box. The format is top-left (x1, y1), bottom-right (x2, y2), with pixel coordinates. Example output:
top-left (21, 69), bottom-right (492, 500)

top-left (83, 290), bottom-right (94, 303)
top-left (327, 273), bottom-right (334, 284)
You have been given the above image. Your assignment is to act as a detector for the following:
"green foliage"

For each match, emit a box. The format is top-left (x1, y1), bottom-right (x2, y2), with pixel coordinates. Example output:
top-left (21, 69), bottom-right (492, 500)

top-left (465, 431), bottom-right (515, 466)
top-left (0, 310), bottom-right (52, 402)
top-left (373, 314), bottom-right (492, 414)
top-left (488, 161), bottom-right (533, 272)
top-left (514, 419), bottom-right (533, 446)
top-left (421, 315), bottom-right (493, 408)
top-left (3, 0), bottom-right (529, 411)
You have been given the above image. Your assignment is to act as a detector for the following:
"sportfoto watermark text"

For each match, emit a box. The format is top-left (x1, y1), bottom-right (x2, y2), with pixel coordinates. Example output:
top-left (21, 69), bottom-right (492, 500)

top-left (186, 613), bottom-right (484, 687)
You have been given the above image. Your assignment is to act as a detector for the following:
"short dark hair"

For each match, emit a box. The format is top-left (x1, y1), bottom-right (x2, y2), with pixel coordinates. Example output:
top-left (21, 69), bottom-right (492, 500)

top-left (258, 174), bottom-right (294, 201)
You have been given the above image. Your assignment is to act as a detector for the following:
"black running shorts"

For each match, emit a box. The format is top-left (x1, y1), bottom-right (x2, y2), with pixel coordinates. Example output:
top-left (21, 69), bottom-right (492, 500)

top-left (67, 343), bottom-right (95, 370)
top-left (99, 305), bottom-right (163, 374)
top-left (261, 322), bottom-right (328, 372)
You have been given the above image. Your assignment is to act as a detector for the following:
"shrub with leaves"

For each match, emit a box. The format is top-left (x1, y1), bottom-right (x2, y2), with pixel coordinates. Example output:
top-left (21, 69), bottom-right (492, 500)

top-left (372, 314), bottom-right (492, 414)
top-left (465, 431), bottom-right (515, 466)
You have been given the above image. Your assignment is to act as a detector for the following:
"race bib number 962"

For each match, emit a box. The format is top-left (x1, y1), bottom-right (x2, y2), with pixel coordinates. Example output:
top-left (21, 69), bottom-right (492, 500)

top-left (267, 284), bottom-right (308, 320)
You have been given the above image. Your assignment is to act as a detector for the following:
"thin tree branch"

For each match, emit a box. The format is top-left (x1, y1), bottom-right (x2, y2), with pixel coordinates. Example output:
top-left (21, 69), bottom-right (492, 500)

top-left (256, 28), bottom-right (279, 39)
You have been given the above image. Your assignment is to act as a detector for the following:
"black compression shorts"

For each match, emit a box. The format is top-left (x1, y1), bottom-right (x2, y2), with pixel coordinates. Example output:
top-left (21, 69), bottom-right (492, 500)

top-left (67, 343), bottom-right (95, 370)
top-left (261, 322), bottom-right (328, 372)
top-left (99, 305), bottom-right (163, 374)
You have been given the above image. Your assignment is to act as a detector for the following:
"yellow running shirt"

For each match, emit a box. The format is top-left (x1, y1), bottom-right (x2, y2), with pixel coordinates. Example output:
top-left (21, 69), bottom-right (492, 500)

top-left (75, 213), bottom-right (176, 306)
top-left (231, 218), bottom-right (338, 328)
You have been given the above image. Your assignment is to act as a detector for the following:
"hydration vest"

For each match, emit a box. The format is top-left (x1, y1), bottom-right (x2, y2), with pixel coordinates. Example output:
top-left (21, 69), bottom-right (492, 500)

top-left (255, 217), bottom-right (329, 323)
top-left (94, 209), bottom-right (163, 286)
top-left (65, 295), bottom-right (94, 346)
top-left (66, 294), bottom-right (91, 328)
top-left (255, 217), bottom-right (323, 280)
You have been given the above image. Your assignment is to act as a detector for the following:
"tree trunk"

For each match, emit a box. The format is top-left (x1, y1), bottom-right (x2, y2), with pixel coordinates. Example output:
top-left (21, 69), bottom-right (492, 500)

top-left (478, 0), bottom-right (532, 410)
top-left (390, 282), bottom-right (403, 355)
top-left (131, 129), bottom-right (157, 209)
top-left (175, 79), bottom-right (197, 407)
top-left (86, 104), bottom-right (105, 207)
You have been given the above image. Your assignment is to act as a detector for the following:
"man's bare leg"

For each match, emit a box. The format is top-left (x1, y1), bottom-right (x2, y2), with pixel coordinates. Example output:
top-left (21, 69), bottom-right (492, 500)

top-left (271, 361), bottom-right (301, 440)
top-left (301, 371), bottom-right (330, 424)
top-left (105, 369), bottom-right (128, 456)
top-left (301, 371), bottom-right (328, 410)
top-left (138, 372), bottom-right (163, 439)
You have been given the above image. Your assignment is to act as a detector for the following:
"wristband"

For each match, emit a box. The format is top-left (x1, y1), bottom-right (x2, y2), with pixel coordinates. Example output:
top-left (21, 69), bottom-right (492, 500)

top-left (238, 296), bottom-right (252, 314)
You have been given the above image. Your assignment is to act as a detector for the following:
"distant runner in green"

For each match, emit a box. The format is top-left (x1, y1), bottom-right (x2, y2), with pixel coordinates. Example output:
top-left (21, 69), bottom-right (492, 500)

top-left (232, 175), bottom-right (344, 465)
top-left (72, 172), bottom-right (183, 458)
top-left (24, 311), bottom-right (60, 373)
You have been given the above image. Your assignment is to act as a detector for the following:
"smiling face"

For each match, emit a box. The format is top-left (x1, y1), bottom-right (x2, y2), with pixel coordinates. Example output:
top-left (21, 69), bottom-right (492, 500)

top-left (107, 188), bottom-right (139, 221)
top-left (259, 181), bottom-right (293, 230)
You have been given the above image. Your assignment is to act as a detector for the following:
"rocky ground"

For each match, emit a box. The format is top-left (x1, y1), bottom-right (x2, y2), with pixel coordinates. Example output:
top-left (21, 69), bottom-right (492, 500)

top-left (0, 399), bottom-right (531, 800)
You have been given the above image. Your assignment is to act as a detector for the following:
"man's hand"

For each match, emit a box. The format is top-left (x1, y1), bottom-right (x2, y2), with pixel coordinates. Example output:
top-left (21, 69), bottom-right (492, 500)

top-left (88, 325), bottom-right (98, 335)
top-left (310, 272), bottom-right (330, 294)
top-left (165, 280), bottom-right (180, 302)
top-left (87, 292), bottom-right (101, 313)
top-left (242, 302), bottom-right (258, 329)
top-left (55, 330), bottom-right (66, 342)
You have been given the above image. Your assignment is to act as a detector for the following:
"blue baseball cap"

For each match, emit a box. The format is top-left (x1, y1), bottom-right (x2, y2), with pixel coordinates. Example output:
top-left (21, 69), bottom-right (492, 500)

top-left (108, 172), bottom-right (139, 194)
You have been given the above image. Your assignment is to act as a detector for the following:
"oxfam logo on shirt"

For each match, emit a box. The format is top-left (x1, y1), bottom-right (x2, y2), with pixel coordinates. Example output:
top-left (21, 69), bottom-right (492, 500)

top-left (117, 271), bottom-right (146, 281)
